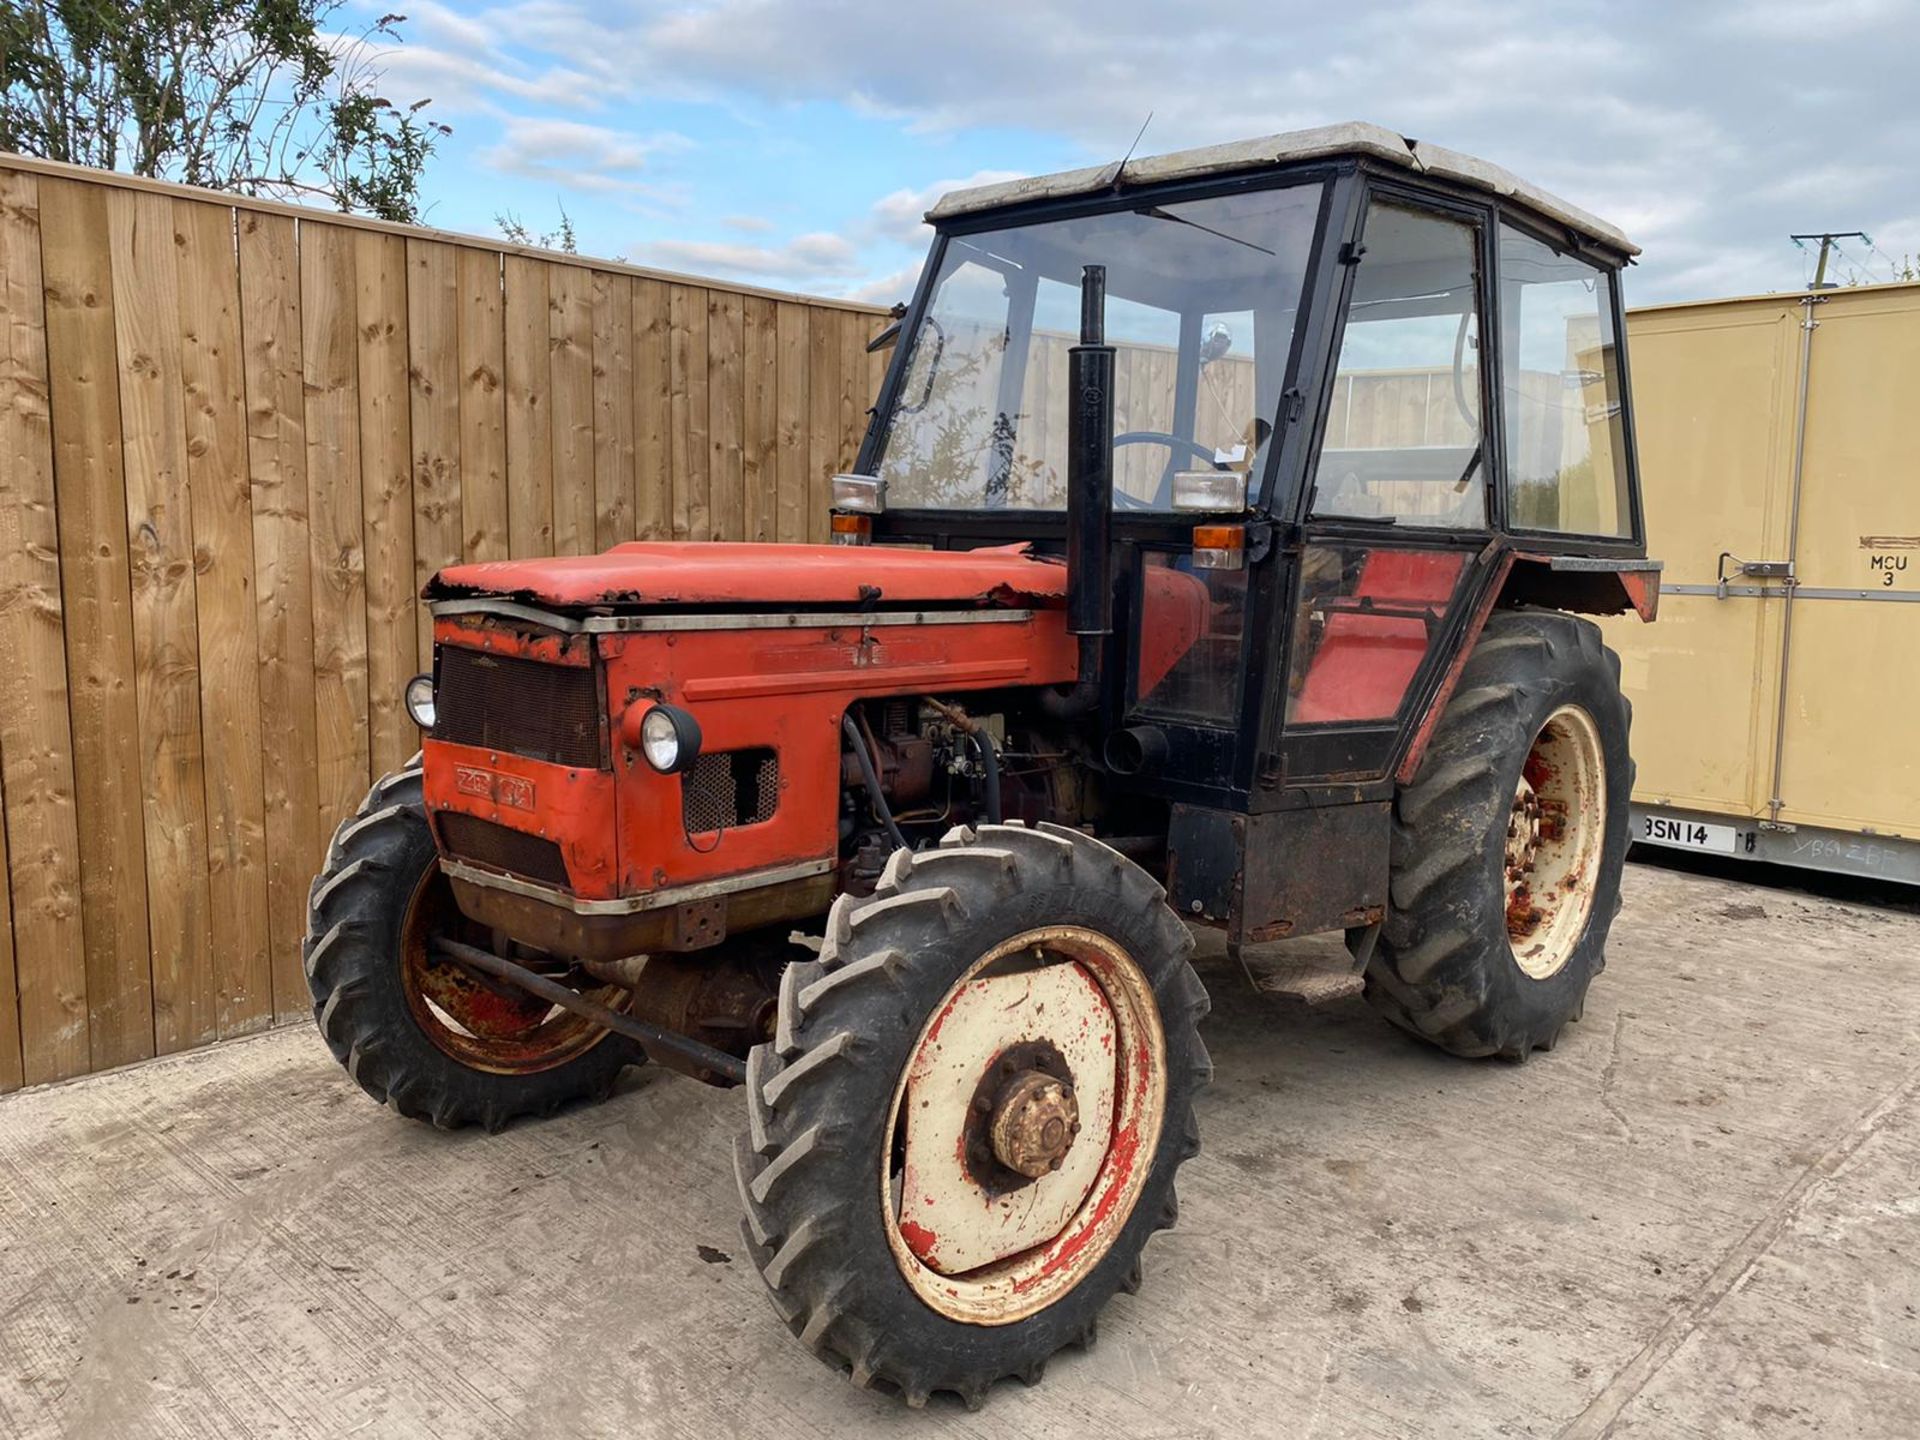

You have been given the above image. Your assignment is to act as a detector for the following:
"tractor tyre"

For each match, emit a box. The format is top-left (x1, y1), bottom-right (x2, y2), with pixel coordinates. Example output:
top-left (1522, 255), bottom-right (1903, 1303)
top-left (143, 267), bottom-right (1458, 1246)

top-left (733, 822), bottom-right (1211, 1409)
top-left (1356, 609), bottom-right (1633, 1060)
top-left (305, 763), bottom-right (641, 1130)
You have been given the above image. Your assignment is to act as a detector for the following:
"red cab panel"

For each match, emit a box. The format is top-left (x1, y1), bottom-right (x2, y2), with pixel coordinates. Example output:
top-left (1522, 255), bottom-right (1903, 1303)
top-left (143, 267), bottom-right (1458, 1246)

top-left (1289, 548), bottom-right (1469, 725)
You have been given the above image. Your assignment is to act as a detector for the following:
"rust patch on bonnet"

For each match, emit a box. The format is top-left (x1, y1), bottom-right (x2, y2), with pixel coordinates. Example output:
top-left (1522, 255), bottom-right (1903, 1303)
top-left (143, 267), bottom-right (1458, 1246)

top-left (424, 540), bottom-right (1070, 612)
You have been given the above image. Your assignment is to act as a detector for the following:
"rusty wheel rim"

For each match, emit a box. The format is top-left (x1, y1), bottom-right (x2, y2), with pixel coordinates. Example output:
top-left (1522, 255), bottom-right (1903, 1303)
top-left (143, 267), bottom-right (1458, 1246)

top-left (880, 925), bottom-right (1166, 1326)
top-left (399, 863), bottom-right (626, 1075)
top-left (1505, 704), bottom-right (1607, 980)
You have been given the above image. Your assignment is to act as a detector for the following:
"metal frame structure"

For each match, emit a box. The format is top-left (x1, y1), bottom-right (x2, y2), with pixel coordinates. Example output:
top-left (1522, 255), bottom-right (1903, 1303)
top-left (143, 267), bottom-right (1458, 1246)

top-left (1631, 803), bottom-right (1920, 887)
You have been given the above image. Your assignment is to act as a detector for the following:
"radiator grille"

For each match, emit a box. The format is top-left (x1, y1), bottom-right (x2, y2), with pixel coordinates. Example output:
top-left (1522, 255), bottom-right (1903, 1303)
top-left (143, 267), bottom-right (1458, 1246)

top-left (437, 812), bottom-right (570, 887)
top-left (683, 749), bottom-right (779, 834)
top-left (435, 647), bottom-right (604, 768)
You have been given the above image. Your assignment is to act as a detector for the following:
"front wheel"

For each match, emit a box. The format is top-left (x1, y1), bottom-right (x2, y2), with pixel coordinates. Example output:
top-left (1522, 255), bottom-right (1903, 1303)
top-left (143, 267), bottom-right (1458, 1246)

top-left (733, 822), bottom-right (1211, 1409)
top-left (1358, 609), bottom-right (1633, 1059)
top-left (304, 764), bottom-right (641, 1129)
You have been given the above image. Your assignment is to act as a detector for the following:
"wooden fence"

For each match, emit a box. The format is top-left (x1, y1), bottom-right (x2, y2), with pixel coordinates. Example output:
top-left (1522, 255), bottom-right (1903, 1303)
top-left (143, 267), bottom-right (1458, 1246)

top-left (0, 155), bottom-right (1610, 1092)
top-left (0, 155), bottom-right (888, 1090)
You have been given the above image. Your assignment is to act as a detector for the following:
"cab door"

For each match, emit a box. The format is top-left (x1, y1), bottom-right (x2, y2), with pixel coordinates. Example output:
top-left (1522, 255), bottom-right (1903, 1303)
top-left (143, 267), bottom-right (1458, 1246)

top-left (1278, 192), bottom-right (1491, 784)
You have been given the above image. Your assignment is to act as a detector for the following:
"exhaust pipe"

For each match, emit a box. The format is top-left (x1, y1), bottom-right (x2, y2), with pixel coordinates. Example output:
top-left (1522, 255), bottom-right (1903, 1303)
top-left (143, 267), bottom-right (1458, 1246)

top-left (1104, 726), bottom-right (1170, 776)
top-left (1043, 264), bottom-right (1115, 718)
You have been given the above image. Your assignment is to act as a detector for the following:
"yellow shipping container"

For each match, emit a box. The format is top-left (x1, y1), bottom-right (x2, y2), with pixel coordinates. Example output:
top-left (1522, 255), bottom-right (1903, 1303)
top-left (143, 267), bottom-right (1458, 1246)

top-left (1603, 281), bottom-right (1920, 882)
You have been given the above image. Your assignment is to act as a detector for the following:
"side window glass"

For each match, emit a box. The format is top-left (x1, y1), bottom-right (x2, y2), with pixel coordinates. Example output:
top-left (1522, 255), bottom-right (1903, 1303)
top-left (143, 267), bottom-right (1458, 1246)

top-left (1286, 545), bottom-right (1469, 725)
top-left (884, 259), bottom-right (1011, 507)
top-left (1311, 202), bottom-right (1485, 529)
top-left (1135, 552), bottom-right (1248, 726)
top-left (1500, 226), bottom-right (1632, 535)
top-left (1193, 309), bottom-right (1258, 461)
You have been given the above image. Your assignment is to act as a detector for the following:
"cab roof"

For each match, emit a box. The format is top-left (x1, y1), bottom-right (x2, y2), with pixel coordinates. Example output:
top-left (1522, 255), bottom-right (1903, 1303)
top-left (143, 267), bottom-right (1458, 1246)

top-left (927, 120), bottom-right (1637, 258)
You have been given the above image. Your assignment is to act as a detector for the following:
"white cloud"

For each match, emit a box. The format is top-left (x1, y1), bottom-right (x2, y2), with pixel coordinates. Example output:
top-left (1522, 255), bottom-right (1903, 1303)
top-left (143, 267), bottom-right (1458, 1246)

top-left (1755, 164), bottom-right (1900, 207)
top-left (643, 0), bottom-right (1916, 300)
top-left (480, 116), bottom-right (692, 194)
top-left (365, 1), bottom-right (611, 114)
top-left (843, 261), bottom-right (924, 307)
top-left (1719, 0), bottom-right (1908, 37)
top-left (867, 169), bottom-right (1026, 244)
top-left (634, 231), bottom-right (862, 282)
top-left (625, 171), bottom-right (1021, 297)
top-left (383, 0), bottom-right (1920, 303)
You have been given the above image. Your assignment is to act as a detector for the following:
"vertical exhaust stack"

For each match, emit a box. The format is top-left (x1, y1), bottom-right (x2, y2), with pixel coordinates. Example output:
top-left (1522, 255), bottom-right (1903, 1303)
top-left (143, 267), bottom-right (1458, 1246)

top-left (1047, 264), bottom-right (1115, 717)
top-left (1067, 265), bottom-right (1116, 638)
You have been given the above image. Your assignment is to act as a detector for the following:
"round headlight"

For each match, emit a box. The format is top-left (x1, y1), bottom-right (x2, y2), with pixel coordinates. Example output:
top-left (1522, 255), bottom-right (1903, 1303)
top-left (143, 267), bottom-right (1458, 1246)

top-left (639, 705), bottom-right (701, 774)
top-left (404, 673), bottom-right (436, 730)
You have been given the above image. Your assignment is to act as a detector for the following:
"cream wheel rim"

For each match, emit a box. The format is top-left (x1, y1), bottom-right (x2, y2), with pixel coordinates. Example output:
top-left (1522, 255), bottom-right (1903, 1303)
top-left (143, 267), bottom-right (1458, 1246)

top-left (880, 925), bottom-right (1166, 1326)
top-left (1504, 703), bottom-right (1607, 980)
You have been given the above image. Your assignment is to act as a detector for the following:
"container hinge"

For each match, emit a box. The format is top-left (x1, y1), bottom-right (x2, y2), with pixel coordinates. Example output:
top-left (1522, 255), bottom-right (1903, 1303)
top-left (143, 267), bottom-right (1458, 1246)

top-left (1715, 551), bottom-right (1796, 599)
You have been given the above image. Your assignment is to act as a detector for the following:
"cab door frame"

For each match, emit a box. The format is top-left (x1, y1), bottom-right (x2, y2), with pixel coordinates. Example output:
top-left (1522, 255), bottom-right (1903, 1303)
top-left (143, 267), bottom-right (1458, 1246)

top-left (1257, 172), bottom-right (1507, 796)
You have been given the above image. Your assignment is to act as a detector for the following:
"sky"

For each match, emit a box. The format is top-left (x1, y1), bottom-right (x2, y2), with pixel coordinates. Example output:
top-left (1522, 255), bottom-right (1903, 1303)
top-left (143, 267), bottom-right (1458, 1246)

top-left (363, 0), bottom-right (1920, 310)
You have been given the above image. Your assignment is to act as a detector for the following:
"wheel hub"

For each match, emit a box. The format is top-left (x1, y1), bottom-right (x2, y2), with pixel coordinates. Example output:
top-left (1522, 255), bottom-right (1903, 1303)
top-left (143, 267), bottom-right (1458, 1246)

top-left (1506, 780), bottom-right (1543, 881)
top-left (894, 959), bottom-right (1116, 1275)
top-left (399, 866), bottom-right (626, 1074)
top-left (1503, 704), bottom-right (1607, 980)
top-left (989, 1070), bottom-right (1080, 1179)
top-left (881, 922), bottom-right (1169, 1325)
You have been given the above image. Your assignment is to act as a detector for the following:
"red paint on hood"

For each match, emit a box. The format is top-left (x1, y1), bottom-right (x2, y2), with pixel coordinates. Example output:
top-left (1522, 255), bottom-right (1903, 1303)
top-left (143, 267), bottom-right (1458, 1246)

top-left (426, 541), bottom-right (1070, 611)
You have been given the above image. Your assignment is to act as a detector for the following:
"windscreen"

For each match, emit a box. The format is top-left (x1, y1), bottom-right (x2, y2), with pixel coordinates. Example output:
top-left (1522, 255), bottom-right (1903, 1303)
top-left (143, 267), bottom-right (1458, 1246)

top-left (876, 182), bottom-right (1325, 511)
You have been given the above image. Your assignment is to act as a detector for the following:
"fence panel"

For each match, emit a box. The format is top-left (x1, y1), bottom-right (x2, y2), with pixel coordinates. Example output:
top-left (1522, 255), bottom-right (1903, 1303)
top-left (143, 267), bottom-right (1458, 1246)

top-left (239, 211), bottom-right (325, 1023)
top-left (549, 264), bottom-right (596, 556)
top-left (111, 186), bottom-right (217, 1055)
top-left (0, 153), bottom-right (889, 1087)
top-left (591, 272), bottom-right (636, 551)
top-left (0, 168), bottom-right (87, 1086)
top-left (179, 198), bottom-right (275, 1039)
top-left (43, 177), bottom-right (155, 1072)
top-left (356, 231), bottom-right (419, 783)
top-left (459, 249), bottom-right (510, 565)
top-left (303, 223), bottom-right (373, 903)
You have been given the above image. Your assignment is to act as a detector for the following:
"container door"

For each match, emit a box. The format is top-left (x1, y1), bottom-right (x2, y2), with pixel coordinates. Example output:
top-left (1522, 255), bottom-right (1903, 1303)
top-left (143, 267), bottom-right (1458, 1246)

top-left (1600, 298), bottom-right (1802, 820)
top-left (1769, 286), bottom-right (1920, 837)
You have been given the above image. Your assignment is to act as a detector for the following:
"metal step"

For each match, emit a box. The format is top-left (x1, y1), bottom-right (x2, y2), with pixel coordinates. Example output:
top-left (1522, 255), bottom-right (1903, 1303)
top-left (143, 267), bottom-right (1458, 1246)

top-left (1235, 949), bottom-right (1367, 1006)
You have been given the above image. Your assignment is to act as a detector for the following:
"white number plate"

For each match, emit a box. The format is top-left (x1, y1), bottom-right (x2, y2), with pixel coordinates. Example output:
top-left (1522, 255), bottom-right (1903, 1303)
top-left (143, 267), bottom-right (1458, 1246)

top-left (1639, 814), bottom-right (1738, 854)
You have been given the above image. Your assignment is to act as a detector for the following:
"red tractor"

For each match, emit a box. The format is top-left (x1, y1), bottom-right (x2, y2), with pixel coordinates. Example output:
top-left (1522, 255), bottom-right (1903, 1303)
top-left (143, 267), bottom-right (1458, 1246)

top-left (306, 123), bottom-right (1659, 1407)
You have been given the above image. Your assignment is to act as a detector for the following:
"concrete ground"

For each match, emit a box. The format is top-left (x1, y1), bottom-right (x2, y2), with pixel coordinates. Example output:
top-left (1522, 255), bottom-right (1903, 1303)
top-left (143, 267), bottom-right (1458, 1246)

top-left (2, 859), bottom-right (1917, 1439)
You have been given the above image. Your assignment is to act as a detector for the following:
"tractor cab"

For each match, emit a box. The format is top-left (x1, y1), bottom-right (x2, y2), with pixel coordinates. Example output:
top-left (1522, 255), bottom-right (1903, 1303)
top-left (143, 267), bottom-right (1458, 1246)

top-left (847, 121), bottom-right (1657, 941)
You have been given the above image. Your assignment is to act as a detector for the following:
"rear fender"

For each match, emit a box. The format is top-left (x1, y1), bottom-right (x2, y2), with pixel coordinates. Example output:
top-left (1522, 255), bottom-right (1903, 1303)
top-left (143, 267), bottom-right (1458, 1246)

top-left (1395, 552), bottom-right (1660, 784)
top-left (1500, 554), bottom-right (1662, 623)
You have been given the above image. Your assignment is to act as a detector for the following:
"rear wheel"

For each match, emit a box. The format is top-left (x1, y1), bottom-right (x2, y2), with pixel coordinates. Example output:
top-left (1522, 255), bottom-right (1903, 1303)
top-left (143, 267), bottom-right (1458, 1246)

top-left (734, 823), bottom-right (1210, 1409)
top-left (305, 764), bottom-right (641, 1129)
top-left (1358, 609), bottom-right (1633, 1059)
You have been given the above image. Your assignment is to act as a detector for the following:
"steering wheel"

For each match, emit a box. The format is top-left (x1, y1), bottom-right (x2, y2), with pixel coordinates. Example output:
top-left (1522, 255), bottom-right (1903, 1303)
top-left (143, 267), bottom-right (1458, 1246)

top-left (1113, 431), bottom-right (1226, 468)
top-left (1108, 431), bottom-right (1230, 510)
